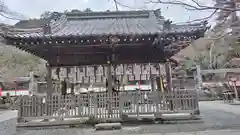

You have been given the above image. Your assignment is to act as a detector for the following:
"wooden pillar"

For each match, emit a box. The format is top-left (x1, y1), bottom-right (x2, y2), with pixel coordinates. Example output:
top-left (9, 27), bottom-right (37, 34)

top-left (156, 64), bottom-right (164, 92)
top-left (107, 63), bottom-right (113, 93)
top-left (75, 67), bottom-right (78, 83)
top-left (113, 65), bottom-right (117, 90)
top-left (66, 67), bottom-right (72, 94)
top-left (122, 64), bottom-right (126, 91)
top-left (150, 65), bottom-right (156, 91)
top-left (156, 63), bottom-right (163, 112)
top-left (179, 70), bottom-right (186, 89)
top-left (233, 81), bottom-right (239, 101)
top-left (196, 65), bottom-right (202, 91)
top-left (29, 72), bottom-right (35, 95)
top-left (195, 64), bottom-right (202, 102)
top-left (194, 65), bottom-right (201, 114)
top-left (107, 62), bottom-right (113, 116)
top-left (165, 60), bottom-right (173, 91)
top-left (46, 64), bottom-right (53, 96)
top-left (165, 60), bottom-right (174, 110)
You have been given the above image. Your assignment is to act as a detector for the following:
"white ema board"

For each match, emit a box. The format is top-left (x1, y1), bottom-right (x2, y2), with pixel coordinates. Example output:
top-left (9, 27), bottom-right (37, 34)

top-left (52, 64), bottom-right (160, 78)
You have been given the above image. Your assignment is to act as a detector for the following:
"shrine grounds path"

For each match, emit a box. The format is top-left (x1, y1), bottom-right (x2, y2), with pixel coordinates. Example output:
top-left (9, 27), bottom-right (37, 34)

top-left (3, 101), bottom-right (240, 135)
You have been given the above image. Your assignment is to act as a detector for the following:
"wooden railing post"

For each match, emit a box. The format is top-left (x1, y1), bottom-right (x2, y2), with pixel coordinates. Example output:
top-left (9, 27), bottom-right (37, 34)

top-left (165, 60), bottom-right (174, 110)
top-left (195, 65), bottom-right (201, 111)
top-left (136, 90), bottom-right (140, 119)
top-left (107, 63), bottom-right (113, 117)
top-left (46, 64), bottom-right (53, 96)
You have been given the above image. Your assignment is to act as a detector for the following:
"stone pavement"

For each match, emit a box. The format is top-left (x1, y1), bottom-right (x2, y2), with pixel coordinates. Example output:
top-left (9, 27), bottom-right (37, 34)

top-left (16, 128), bottom-right (240, 135)
top-left (0, 110), bottom-right (17, 135)
top-left (0, 110), bottom-right (17, 122)
top-left (115, 130), bottom-right (240, 135)
top-left (128, 130), bottom-right (240, 135)
top-left (165, 130), bottom-right (240, 135)
top-left (4, 101), bottom-right (240, 135)
top-left (199, 101), bottom-right (240, 115)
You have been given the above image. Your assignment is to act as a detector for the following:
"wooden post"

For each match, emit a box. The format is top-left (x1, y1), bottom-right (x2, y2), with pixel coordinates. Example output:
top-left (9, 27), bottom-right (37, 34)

top-left (75, 67), bottom-right (78, 83)
top-left (157, 64), bottom-right (164, 92)
top-left (179, 70), bottom-right (186, 89)
top-left (66, 67), bottom-right (73, 94)
top-left (156, 63), bottom-right (163, 113)
top-left (29, 72), bottom-right (36, 95)
top-left (196, 65), bottom-right (202, 91)
top-left (46, 64), bottom-right (53, 96)
top-left (113, 64), bottom-right (117, 90)
top-left (165, 60), bottom-right (173, 91)
top-left (195, 64), bottom-right (202, 103)
top-left (165, 60), bottom-right (174, 110)
top-left (233, 80), bottom-right (239, 101)
top-left (122, 64), bottom-right (126, 91)
top-left (194, 65), bottom-right (201, 114)
top-left (107, 62), bottom-right (113, 117)
top-left (150, 65), bottom-right (156, 91)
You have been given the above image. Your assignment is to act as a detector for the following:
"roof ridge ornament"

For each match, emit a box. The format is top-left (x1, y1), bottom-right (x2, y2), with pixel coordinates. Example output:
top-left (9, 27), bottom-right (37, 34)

top-left (43, 24), bottom-right (51, 35)
top-left (202, 20), bottom-right (208, 27)
top-left (153, 8), bottom-right (163, 18)
top-left (163, 19), bottom-right (173, 30)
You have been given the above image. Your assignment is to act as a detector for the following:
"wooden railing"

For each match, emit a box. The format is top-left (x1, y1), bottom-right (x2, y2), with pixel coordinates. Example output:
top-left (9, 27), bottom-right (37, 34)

top-left (16, 90), bottom-right (199, 121)
top-left (223, 92), bottom-right (234, 103)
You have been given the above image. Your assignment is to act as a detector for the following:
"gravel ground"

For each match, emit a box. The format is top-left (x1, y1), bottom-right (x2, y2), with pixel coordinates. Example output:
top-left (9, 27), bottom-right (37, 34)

top-left (0, 118), bottom-right (16, 135)
top-left (2, 101), bottom-right (240, 135)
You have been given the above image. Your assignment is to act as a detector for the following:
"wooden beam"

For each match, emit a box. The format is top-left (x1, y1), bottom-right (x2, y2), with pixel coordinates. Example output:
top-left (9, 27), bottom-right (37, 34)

top-left (47, 51), bottom-right (166, 66)
top-left (47, 43), bottom-right (147, 48)
top-left (49, 60), bottom-right (166, 67)
top-left (37, 44), bottom-right (160, 56)
top-left (53, 52), bottom-right (109, 55)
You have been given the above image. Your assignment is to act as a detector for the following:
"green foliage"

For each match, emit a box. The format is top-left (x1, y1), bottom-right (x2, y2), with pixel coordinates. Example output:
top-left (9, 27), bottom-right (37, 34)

top-left (0, 46), bottom-right (45, 78)
top-left (181, 43), bottom-right (229, 72)
top-left (181, 51), bottom-right (210, 71)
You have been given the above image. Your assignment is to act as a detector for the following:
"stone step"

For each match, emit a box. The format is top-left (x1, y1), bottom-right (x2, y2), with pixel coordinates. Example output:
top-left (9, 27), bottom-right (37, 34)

top-left (95, 122), bottom-right (122, 130)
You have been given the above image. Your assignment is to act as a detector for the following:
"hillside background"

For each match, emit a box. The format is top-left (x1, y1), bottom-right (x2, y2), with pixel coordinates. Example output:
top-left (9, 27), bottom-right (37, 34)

top-left (0, 42), bottom-right (46, 79)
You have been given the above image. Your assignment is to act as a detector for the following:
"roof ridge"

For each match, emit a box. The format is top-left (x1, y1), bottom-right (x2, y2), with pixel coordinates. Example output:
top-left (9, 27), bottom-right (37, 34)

top-left (65, 10), bottom-right (151, 20)
top-left (7, 27), bottom-right (43, 35)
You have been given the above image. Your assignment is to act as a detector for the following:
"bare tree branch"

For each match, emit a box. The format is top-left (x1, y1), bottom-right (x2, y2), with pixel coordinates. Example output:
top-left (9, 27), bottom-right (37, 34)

top-left (112, 0), bottom-right (148, 10)
top-left (210, 31), bottom-right (232, 40)
top-left (0, 0), bottom-right (27, 20)
top-left (180, 9), bottom-right (217, 23)
top-left (147, 0), bottom-right (240, 11)
top-left (113, 0), bottom-right (119, 11)
top-left (0, 13), bottom-right (24, 20)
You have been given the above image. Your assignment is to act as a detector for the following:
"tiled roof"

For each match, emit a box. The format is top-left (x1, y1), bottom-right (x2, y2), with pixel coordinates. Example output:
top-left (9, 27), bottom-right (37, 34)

top-left (6, 10), bottom-right (208, 38)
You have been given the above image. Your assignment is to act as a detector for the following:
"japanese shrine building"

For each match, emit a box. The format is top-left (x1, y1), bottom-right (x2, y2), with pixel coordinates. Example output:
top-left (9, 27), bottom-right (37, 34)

top-left (4, 9), bottom-right (208, 67)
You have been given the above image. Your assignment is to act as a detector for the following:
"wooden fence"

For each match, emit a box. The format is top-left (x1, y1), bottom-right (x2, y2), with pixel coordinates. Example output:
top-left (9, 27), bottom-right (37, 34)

top-left (16, 90), bottom-right (199, 122)
top-left (223, 92), bottom-right (234, 103)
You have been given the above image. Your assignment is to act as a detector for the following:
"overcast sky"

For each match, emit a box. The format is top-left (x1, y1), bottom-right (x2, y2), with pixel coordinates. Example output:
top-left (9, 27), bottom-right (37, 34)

top-left (0, 0), bottom-right (214, 25)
